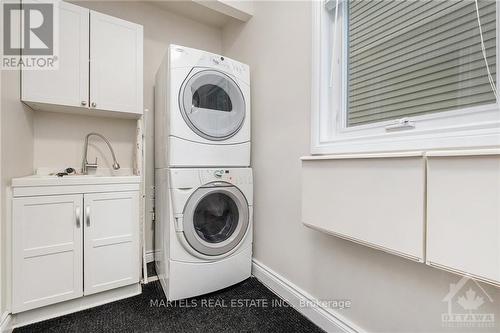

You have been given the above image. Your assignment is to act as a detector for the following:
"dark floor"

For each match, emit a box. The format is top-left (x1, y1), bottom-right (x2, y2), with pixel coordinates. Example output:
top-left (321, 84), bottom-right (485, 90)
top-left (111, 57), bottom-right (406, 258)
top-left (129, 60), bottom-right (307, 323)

top-left (14, 275), bottom-right (324, 333)
top-left (147, 261), bottom-right (156, 278)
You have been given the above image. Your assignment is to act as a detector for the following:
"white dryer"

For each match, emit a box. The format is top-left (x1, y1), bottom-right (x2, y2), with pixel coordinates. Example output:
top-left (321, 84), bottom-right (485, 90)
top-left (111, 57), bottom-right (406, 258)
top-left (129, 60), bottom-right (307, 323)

top-left (155, 45), bottom-right (251, 168)
top-left (155, 167), bottom-right (253, 301)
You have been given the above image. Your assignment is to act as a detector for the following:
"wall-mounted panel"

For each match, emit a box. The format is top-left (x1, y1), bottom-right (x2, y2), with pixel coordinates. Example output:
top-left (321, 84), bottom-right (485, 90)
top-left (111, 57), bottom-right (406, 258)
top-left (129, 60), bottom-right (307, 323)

top-left (301, 156), bottom-right (425, 261)
top-left (426, 154), bottom-right (500, 286)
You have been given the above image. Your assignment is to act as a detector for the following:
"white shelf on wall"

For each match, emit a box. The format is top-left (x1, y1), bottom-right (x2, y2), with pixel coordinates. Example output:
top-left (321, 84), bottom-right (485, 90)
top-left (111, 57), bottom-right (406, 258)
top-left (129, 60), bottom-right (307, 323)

top-left (193, 0), bottom-right (253, 22)
top-left (149, 0), bottom-right (253, 28)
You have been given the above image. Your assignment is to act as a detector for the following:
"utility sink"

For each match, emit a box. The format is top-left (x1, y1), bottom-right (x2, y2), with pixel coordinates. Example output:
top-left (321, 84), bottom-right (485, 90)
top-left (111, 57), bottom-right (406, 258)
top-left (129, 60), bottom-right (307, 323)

top-left (12, 174), bottom-right (141, 187)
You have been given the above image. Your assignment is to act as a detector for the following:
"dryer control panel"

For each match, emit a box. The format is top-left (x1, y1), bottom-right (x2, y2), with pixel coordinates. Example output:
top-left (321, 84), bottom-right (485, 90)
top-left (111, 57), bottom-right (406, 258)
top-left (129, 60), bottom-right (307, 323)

top-left (169, 44), bottom-right (250, 84)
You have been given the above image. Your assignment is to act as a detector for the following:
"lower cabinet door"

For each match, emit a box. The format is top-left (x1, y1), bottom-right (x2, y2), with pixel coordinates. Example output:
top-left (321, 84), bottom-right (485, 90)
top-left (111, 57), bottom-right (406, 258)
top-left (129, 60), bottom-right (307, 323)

top-left (12, 195), bottom-right (83, 313)
top-left (83, 191), bottom-right (140, 295)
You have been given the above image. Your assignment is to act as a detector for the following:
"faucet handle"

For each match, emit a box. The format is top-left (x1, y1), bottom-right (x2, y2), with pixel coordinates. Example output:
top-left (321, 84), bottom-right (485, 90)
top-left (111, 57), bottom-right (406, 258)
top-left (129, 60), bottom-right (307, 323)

top-left (85, 157), bottom-right (98, 170)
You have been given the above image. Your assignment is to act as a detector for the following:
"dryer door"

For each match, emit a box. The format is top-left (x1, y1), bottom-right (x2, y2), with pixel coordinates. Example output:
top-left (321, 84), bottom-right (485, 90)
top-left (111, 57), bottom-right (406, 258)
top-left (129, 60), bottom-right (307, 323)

top-left (182, 184), bottom-right (249, 256)
top-left (180, 69), bottom-right (246, 141)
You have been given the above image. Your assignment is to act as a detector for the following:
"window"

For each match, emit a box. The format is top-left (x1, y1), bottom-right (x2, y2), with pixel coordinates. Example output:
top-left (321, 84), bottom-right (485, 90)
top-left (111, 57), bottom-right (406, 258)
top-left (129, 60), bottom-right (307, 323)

top-left (348, 0), bottom-right (496, 126)
top-left (311, 0), bottom-right (500, 154)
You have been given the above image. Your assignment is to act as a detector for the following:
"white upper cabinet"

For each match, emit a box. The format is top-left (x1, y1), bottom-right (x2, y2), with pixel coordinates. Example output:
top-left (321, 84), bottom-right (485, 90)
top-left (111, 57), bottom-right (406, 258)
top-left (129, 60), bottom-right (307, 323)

top-left (22, 2), bottom-right (89, 109)
top-left (90, 11), bottom-right (143, 115)
top-left (21, 4), bottom-right (143, 117)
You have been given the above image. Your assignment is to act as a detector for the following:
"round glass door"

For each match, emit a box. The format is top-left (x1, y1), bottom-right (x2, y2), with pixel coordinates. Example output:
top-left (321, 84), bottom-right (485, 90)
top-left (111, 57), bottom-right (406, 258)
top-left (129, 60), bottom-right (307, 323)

top-left (180, 69), bottom-right (246, 141)
top-left (182, 185), bottom-right (249, 256)
top-left (193, 193), bottom-right (239, 243)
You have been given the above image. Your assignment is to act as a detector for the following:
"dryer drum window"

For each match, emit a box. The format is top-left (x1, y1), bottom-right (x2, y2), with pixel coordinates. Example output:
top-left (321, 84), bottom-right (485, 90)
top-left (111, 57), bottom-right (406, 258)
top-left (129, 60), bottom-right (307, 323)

top-left (183, 185), bottom-right (249, 257)
top-left (181, 69), bottom-right (246, 141)
top-left (192, 84), bottom-right (232, 112)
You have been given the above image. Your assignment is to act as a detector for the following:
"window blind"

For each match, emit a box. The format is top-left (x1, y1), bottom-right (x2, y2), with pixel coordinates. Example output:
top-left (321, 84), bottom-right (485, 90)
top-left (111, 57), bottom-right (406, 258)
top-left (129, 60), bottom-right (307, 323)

top-left (347, 0), bottom-right (497, 127)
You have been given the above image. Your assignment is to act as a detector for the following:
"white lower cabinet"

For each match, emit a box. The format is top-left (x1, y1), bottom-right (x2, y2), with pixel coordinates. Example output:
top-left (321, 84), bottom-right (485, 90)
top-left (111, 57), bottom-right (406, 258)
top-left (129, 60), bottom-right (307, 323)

top-left (83, 192), bottom-right (140, 295)
top-left (12, 184), bottom-right (140, 313)
top-left (12, 195), bottom-right (84, 312)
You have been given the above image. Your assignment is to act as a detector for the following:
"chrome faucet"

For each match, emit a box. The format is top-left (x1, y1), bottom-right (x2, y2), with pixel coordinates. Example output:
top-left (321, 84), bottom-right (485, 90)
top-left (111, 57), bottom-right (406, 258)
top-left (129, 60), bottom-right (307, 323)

top-left (81, 132), bottom-right (120, 174)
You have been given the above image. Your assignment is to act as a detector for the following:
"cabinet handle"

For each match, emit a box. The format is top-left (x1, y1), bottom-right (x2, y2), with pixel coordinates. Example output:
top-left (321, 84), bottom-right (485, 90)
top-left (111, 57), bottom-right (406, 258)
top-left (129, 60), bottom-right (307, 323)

top-left (76, 206), bottom-right (81, 227)
top-left (91, 102), bottom-right (96, 108)
top-left (81, 101), bottom-right (87, 106)
top-left (86, 206), bottom-right (91, 226)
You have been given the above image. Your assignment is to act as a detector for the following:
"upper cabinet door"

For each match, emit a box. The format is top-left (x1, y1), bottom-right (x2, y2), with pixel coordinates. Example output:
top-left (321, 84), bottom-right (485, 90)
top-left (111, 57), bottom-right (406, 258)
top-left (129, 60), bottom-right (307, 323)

top-left (22, 2), bottom-right (89, 108)
top-left (12, 195), bottom-right (84, 313)
top-left (90, 11), bottom-right (143, 115)
top-left (83, 191), bottom-right (140, 295)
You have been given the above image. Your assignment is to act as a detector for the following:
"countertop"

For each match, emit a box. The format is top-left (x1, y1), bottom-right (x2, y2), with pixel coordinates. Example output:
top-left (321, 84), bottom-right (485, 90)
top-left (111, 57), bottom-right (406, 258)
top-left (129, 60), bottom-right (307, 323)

top-left (12, 174), bottom-right (141, 187)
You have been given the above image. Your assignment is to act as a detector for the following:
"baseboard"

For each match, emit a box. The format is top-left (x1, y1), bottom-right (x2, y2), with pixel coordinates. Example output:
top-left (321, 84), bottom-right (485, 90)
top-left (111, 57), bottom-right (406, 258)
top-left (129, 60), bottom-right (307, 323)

top-left (146, 275), bottom-right (159, 282)
top-left (146, 250), bottom-right (156, 263)
top-left (252, 259), bottom-right (363, 333)
top-left (0, 312), bottom-right (12, 333)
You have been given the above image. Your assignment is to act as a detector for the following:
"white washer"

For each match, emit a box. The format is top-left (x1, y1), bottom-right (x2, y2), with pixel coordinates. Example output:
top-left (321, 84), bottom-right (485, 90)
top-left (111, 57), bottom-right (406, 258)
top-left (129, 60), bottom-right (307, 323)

top-left (155, 45), bottom-right (251, 168)
top-left (155, 167), bottom-right (253, 301)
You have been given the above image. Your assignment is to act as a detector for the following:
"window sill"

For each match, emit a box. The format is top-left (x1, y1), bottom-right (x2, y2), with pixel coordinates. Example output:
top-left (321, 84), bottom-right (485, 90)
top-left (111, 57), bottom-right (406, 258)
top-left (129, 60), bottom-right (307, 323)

top-left (311, 123), bottom-right (500, 156)
top-left (301, 151), bottom-right (424, 161)
top-left (302, 148), bottom-right (500, 161)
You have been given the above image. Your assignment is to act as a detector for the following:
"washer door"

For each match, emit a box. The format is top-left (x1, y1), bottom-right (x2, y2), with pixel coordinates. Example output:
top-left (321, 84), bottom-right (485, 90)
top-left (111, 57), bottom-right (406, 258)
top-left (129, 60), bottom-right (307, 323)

top-left (183, 184), bottom-right (249, 256)
top-left (180, 69), bottom-right (246, 141)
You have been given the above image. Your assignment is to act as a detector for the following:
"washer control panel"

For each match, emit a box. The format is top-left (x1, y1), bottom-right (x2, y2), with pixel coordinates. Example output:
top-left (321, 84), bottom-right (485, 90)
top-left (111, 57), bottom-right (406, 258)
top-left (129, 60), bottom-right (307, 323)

top-left (199, 168), bottom-right (252, 185)
top-left (214, 169), bottom-right (225, 178)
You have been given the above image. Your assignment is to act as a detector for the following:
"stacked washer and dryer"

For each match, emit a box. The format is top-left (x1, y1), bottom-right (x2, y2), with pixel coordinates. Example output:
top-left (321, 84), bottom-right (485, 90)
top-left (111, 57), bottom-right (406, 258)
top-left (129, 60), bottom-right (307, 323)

top-left (154, 45), bottom-right (252, 300)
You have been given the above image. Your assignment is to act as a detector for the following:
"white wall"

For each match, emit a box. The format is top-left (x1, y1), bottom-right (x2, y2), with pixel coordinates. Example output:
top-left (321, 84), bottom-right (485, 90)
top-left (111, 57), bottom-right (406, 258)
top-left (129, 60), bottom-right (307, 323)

top-left (1, 68), bottom-right (34, 317)
top-left (222, 2), bottom-right (500, 332)
top-left (33, 112), bottom-right (137, 172)
top-left (0, 0), bottom-right (35, 317)
top-left (35, 1), bottom-right (223, 253)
